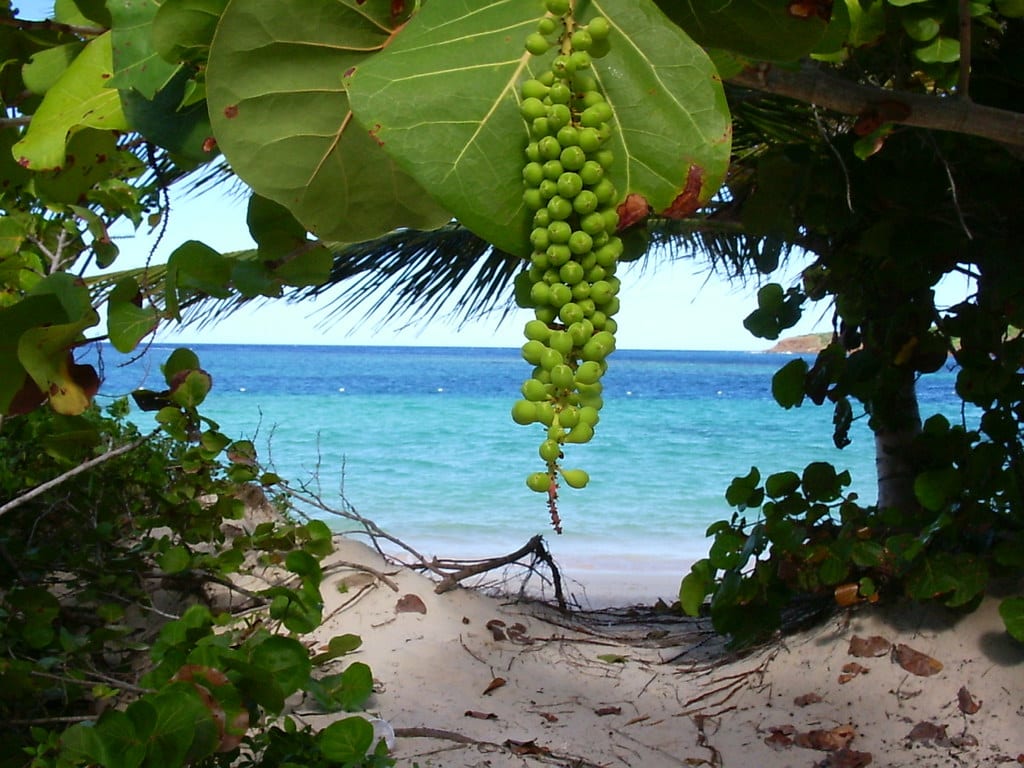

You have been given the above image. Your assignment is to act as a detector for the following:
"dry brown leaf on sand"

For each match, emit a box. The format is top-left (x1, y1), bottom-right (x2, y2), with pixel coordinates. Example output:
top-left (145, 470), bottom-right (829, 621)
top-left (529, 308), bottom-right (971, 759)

top-left (395, 593), bottom-right (426, 614)
top-left (485, 619), bottom-right (506, 641)
top-left (594, 706), bottom-right (622, 716)
top-left (482, 677), bottom-right (506, 695)
top-left (891, 643), bottom-right (943, 676)
top-left (838, 662), bottom-right (870, 684)
top-left (848, 635), bottom-right (892, 657)
top-left (505, 739), bottom-right (551, 757)
top-left (815, 748), bottom-right (874, 767)
top-left (958, 685), bottom-right (982, 714)
top-left (795, 692), bottom-right (824, 706)
top-left (906, 721), bottom-right (948, 743)
top-left (795, 724), bottom-right (857, 751)
top-left (464, 710), bottom-right (497, 720)
top-left (765, 725), bottom-right (796, 749)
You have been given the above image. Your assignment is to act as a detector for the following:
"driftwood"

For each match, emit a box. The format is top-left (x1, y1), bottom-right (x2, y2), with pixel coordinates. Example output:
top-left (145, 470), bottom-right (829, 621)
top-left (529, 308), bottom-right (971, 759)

top-left (431, 534), bottom-right (567, 611)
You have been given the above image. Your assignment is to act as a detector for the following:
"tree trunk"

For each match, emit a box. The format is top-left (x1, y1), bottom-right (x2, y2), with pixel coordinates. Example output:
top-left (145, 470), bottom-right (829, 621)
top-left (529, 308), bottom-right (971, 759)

top-left (873, 369), bottom-right (922, 511)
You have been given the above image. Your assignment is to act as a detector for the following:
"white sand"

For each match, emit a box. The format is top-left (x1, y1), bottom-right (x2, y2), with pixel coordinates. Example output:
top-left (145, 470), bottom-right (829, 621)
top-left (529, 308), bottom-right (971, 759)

top-left (301, 535), bottom-right (1024, 768)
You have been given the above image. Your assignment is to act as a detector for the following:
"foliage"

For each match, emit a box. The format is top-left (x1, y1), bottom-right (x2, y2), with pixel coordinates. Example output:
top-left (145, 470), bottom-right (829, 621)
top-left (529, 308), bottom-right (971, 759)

top-left (2, 2), bottom-right (1024, 746)
top-left (0, 397), bottom-right (385, 767)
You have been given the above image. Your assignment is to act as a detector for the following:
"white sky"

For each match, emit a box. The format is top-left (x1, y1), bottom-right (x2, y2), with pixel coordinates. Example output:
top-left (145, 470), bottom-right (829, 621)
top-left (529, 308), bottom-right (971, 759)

top-left (111, 186), bottom-right (828, 351)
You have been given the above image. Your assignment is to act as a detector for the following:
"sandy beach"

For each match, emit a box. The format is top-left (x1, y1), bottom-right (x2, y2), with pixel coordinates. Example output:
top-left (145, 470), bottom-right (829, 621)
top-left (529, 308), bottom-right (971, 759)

top-left (291, 534), bottom-right (1024, 767)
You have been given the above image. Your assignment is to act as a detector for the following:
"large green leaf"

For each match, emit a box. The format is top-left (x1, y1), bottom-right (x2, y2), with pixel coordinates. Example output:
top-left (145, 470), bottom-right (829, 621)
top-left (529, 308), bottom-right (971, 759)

top-left (656, 0), bottom-right (830, 62)
top-left (346, 0), bottom-right (731, 256)
top-left (206, 0), bottom-right (450, 243)
top-left (107, 0), bottom-right (180, 98)
top-left (12, 32), bottom-right (129, 170)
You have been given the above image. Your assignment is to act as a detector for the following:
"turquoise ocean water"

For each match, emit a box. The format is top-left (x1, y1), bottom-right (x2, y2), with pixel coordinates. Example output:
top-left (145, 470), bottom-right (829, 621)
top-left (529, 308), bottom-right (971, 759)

top-left (87, 344), bottom-right (964, 594)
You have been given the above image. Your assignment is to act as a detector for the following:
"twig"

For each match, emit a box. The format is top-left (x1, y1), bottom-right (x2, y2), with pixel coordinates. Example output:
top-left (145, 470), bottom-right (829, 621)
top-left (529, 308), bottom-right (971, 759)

top-left (0, 431), bottom-right (157, 519)
top-left (321, 559), bottom-right (400, 592)
top-left (0, 116), bottom-right (31, 129)
top-left (0, 15), bottom-right (105, 36)
top-left (958, 0), bottom-right (972, 101)
top-left (393, 727), bottom-right (608, 768)
top-left (30, 669), bottom-right (153, 695)
top-left (729, 61), bottom-right (1024, 148)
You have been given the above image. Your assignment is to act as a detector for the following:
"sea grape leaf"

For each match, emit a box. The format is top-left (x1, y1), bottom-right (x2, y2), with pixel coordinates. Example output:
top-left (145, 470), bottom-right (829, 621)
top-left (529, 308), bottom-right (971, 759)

top-left (22, 42), bottom-right (85, 94)
top-left (107, 0), bottom-right (180, 98)
top-left (12, 32), bottom-right (129, 170)
top-left (205, 0), bottom-right (450, 244)
top-left (120, 66), bottom-right (216, 162)
top-left (999, 596), bottom-right (1024, 642)
top-left (346, 0), bottom-right (731, 256)
top-left (772, 358), bottom-right (808, 408)
top-left (318, 717), bottom-right (375, 764)
top-left (56, 0), bottom-right (112, 27)
top-left (250, 636), bottom-right (312, 697)
top-left (152, 0), bottom-right (228, 64)
top-left (108, 277), bottom-right (159, 353)
top-left (654, 0), bottom-right (831, 62)
top-left (35, 129), bottom-right (144, 204)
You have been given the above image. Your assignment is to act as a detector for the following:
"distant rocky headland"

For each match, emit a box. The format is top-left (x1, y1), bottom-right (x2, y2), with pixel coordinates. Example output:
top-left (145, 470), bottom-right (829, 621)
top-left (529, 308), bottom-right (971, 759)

top-left (765, 332), bottom-right (832, 354)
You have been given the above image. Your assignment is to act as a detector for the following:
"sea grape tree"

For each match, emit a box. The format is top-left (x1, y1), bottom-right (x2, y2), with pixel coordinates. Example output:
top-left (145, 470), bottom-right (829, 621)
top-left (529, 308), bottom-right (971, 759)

top-left (0, 4), bottom-right (1023, 751)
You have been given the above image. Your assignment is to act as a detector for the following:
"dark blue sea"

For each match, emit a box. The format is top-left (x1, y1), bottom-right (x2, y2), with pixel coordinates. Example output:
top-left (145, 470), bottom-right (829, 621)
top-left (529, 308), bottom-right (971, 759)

top-left (86, 344), bottom-right (965, 598)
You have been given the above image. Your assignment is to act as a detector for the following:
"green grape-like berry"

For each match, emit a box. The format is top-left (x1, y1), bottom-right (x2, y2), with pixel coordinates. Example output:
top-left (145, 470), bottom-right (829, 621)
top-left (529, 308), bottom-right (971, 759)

top-left (515, 4), bottom-right (623, 531)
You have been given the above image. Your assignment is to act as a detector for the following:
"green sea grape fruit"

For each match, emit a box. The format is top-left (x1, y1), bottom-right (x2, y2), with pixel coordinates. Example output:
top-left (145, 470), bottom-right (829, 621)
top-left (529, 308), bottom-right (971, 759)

top-left (514, 8), bottom-right (621, 529)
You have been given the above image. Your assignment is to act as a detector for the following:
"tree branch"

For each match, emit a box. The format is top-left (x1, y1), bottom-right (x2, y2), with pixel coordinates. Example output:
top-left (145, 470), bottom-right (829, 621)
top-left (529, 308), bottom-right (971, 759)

top-left (0, 15), bottom-right (105, 37)
top-left (0, 116), bottom-right (31, 129)
top-left (728, 61), bottom-right (1024, 148)
top-left (0, 431), bottom-right (158, 520)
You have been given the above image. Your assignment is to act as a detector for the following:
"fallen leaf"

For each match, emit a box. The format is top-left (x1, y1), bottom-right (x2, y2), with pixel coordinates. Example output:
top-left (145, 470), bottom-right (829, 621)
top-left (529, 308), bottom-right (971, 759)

top-left (892, 643), bottom-right (943, 676)
top-left (765, 726), bottom-right (795, 749)
top-left (594, 706), bottom-right (622, 716)
top-left (597, 653), bottom-right (628, 664)
top-left (958, 685), bottom-right (982, 714)
top-left (482, 677), bottom-right (506, 695)
top-left (539, 712), bottom-right (559, 723)
top-left (507, 622), bottom-right (533, 644)
top-left (464, 710), bottom-right (497, 720)
top-left (816, 748), bottom-right (873, 767)
top-left (848, 635), bottom-right (891, 657)
top-left (795, 692), bottom-right (824, 706)
top-left (795, 724), bottom-right (856, 751)
top-left (834, 582), bottom-right (862, 607)
top-left (838, 662), bottom-right (869, 684)
top-left (485, 619), bottom-right (506, 641)
top-left (504, 739), bottom-right (551, 757)
top-left (950, 733), bottom-right (979, 748)
top-left (395, 593), bottom-right (426, 614)
top-left (906, 721), bottom-right (947, 742)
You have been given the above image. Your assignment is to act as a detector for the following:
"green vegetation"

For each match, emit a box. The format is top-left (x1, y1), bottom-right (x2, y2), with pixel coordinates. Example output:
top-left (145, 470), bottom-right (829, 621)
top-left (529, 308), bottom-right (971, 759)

top-left (2, 0), bottom-right (1024, 763)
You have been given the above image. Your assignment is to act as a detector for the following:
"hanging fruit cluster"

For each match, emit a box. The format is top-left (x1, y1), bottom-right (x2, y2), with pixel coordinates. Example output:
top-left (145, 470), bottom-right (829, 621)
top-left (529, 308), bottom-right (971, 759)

top-left (511, 0), bottom-right (622, 533)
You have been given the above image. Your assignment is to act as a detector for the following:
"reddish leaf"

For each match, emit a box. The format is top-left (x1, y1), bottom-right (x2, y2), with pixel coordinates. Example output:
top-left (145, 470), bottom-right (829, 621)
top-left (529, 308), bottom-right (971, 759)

top-left (838, 662), bottom-right (869, 684)
top-left (848, 635), bottom-right (891, 657)
top-left (957, 686), bottom-right (981, 715)
top-left (504, 739), bottom-right (551, 756)
top-left (464, 710), bottom-right (497, 720)
top-left (765, 725), bottom-right (795, 749)
top-left (395, 593), bottom-right (426, 614)
top-left (892, 644), bottom-right (943, 676)
top-left (817, 748), bottom-right (873, 767)
top-left (795, 724), bottom-right (856, 751)
top-left (595, 706), bottom-right (622, 716)
top-left (507, 622), bottom-right (532, 644)
top-left (616, 193), bottom-right (651, 230)
top-left (482, 677), bottom-right (506, 695)
top-left (906, 721), bottom-right (947, 742)
top-left (485, 619), bottom-right (506, 641)
top-left (795, 692), bottom-right (823, 706)
top-left (539, 712), bottom-right (559, 723)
